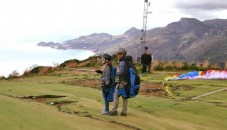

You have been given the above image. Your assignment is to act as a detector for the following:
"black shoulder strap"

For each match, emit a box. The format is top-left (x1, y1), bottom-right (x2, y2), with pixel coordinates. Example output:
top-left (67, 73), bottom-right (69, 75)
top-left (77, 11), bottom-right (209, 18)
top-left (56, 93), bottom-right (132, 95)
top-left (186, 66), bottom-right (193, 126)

top-left (106, 64), bottom-right (112, 72)
top-left (122, 58), bottom-right (130, 83)
top-left (107, 64), bottom-right (114, 85)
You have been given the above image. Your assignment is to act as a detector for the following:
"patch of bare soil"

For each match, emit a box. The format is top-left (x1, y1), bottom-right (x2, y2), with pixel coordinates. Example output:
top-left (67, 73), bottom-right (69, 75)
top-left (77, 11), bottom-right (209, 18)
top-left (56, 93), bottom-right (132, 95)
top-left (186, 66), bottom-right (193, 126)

top-left (64, 79), bottom-right (166, 97)
top-left (139, 83), bottom-right (165, 96)
top-left (63, 79), bottom-right (100, 89)
top-left (57, 67), bottom-right (99, 75)
top-left (178, 85), bottom-right (193, 91)
top-left (75, 80), bottom-right (100, 89)
top-left (21, 95), bottom-right (67, 103)
top-left (59, 69), bottom-right (166, 97)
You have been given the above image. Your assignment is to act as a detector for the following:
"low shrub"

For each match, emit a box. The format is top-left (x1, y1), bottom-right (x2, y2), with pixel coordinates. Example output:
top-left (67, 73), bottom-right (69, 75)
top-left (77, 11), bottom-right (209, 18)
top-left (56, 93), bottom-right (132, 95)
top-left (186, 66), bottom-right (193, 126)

top-left (8, 70), bottom-right (20, 79)
top-left (152, 60), bottom-right (224, 71)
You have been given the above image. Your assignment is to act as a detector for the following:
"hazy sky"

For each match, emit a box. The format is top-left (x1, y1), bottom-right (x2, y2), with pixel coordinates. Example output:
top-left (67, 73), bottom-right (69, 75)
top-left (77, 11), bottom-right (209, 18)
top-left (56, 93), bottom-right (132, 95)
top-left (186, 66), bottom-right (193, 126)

top-left (1, 0), bottom-right (227, 42)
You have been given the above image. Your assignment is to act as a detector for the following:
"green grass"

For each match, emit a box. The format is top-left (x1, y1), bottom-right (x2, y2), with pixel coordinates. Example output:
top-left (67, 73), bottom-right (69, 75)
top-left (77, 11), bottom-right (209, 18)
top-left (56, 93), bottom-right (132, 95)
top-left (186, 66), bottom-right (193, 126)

top-left (1, 71), bottom-right (227, 130)
top-left (0, 95), bottom-right (129, 130)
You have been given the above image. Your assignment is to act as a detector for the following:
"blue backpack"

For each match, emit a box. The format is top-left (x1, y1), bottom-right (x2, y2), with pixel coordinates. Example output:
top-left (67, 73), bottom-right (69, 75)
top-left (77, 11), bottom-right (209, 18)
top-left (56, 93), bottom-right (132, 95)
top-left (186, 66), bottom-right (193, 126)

top-left (128, 67), bottom-right (140, 98)
top-left (107, 66), bottom-right (117, 102)
top-left (118, 59), bottom-right (140, 98)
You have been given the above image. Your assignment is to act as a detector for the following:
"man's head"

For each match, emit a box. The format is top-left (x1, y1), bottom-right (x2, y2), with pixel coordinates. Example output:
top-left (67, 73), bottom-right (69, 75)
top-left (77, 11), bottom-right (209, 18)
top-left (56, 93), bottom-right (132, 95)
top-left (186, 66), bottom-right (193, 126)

top-left (145, 46), bottom-right (148, 50)
top-left (116, 48), bottom-right (127, 59)
top-left (101, 53), bottom-right (111, 64)
top-left (126, 55), bottom-right (133, 62)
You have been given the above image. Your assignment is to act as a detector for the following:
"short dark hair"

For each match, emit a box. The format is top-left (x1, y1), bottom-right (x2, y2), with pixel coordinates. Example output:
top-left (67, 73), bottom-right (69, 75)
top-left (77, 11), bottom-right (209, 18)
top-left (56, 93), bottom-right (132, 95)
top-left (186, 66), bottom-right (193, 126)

top-left (102, 53), bottom-right (111, 61)
top-left (126, 55), bottom-right (133, 62)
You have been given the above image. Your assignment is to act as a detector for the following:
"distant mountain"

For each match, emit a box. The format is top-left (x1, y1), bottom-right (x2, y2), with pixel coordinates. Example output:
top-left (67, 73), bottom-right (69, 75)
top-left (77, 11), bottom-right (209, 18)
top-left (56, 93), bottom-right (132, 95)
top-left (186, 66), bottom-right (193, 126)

top-left (124, 27), bottom-right (141, 36)
top-left (38, 18), bottom-right (227, 63)
top-left (203, 19), bottom-right (227, 29)
top-left (143, 18), bottom-right (227, 62)
top-left (38, 27), bottom-right (140, 53)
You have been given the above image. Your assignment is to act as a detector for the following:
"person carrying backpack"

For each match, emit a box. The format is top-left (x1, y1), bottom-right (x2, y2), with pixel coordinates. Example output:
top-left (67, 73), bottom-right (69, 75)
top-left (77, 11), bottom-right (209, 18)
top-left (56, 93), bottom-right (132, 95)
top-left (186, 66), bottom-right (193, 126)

top-left (109, 48), bottom-right (129, 116)
top-left (125, 55), bottom-right (141, 98)
top-left (96, 53), bottom-right (116, 115)
top-left (126, 55), bottom-right (138, 75)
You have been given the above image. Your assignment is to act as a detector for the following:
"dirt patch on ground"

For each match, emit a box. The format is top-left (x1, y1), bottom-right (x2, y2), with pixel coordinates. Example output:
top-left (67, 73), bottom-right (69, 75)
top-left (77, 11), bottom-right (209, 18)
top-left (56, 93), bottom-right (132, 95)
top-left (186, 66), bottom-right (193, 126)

top-left (21, 95), bottom-right (67, 103)
top-left (64, 79), bottom-right (166, 97)
top-left (59, 69), bottom-right (166, 97)
top-left (75, 80), bottom-right (100, 89)
top-left (139, 83), bottom-right (165, 96)
top-left (63, 79), bottom-right (100, 89)
top-left (178, 85), bottom-right (193, 91)
top-left (55, 68), bottom-right (99, 75)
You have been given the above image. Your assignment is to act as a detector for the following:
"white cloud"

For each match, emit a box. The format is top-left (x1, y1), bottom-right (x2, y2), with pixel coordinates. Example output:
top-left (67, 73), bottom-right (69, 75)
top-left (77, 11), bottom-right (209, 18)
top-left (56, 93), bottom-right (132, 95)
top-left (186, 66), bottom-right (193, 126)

top-left (0, 0), bottom-right (145, 42)
top-left (173, 0), bottom-right (227, 20)
top-left (0, 0), bottom-right (227, 43)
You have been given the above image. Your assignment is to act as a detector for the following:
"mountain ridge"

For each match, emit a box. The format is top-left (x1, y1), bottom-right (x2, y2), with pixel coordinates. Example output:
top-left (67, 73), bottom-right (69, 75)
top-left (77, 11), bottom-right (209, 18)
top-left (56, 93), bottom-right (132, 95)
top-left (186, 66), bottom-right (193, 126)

top-left (37, 18), bottom-right (227, 62)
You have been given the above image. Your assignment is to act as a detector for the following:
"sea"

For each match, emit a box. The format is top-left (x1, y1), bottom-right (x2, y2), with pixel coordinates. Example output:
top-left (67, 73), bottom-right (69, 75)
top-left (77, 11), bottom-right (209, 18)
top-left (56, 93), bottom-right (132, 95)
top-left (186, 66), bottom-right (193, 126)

top-left (0, 41), bottom-right (95, 77)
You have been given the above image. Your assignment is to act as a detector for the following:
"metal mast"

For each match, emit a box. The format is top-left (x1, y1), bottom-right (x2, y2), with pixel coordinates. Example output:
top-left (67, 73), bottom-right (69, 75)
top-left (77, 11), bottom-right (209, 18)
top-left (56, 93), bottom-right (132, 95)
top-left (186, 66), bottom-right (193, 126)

top-left (141, 0), bottom-right (150, 54)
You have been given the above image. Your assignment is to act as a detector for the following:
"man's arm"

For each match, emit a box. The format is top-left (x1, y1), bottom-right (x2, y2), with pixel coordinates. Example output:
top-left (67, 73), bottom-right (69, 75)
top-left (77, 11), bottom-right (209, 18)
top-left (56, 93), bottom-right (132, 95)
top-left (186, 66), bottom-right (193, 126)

top-left (141, 54), bottom-right (145, 64)
top-left (116, 61), bottom-right (125, 76)
top-left (104, 66), bottom-right (111, 86)
top-left (148, 54), bottom-right (152, 63)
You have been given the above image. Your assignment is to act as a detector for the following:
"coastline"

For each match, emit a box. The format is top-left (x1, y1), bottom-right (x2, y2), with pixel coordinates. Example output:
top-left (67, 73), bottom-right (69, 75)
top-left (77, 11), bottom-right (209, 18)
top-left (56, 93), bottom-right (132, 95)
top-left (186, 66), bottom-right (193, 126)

top-left (0, 45), bottom-right (95, 77)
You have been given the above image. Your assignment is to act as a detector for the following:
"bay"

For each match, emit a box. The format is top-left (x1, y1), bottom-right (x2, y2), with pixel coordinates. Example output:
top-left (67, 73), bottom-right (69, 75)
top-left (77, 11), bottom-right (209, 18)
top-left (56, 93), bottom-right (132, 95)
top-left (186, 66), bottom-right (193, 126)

top-left (0, 41), bottom-right (94, 77)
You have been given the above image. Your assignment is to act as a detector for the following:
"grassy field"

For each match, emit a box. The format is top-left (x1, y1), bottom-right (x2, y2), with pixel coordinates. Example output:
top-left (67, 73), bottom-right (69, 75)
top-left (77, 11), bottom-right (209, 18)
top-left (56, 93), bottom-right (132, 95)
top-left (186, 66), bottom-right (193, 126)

top-left (1, 69), bottom-right (227, 130)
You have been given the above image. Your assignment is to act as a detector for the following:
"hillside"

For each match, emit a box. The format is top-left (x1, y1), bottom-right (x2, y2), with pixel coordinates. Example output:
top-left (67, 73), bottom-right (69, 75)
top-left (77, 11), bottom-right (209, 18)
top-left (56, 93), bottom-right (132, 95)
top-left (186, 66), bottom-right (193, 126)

top-left (38, 18), bottom-right (227, 63)
top-left (1, 68), bottom-right (227, 130)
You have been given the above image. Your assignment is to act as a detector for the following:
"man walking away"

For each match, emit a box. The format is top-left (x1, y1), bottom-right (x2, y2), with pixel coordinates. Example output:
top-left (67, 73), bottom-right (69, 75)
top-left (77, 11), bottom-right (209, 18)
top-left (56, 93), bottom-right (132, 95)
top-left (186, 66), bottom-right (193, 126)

top-left (145, 46), bottom-right (154, 73)
top-left (141, 46), bottom-right (153, 73)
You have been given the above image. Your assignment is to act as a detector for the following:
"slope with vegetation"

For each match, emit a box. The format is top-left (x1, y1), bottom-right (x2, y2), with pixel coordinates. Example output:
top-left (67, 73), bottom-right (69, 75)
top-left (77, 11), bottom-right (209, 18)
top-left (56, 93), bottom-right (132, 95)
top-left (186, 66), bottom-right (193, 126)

top-left (1, 57), bottom-right (227, 130)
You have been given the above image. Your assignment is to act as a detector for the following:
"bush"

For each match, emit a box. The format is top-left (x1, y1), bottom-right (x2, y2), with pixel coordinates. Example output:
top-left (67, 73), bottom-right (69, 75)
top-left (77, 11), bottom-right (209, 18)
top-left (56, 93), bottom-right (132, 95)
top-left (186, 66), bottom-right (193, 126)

top-left (30, 67), bottom-right (40, 73)
top-left (22, 69), bottom-right (31, 77)
top-left (0, 76), bottom-right (6, 79)
top-left (60, 59), bottom-right (79, 68)
top-left (181, 62), bottom-right (189, 70)
top-left (156, 64), bottom-right (164, 70)
top-left (29, 66), bottom-right (52, 75)
top-left (8, 70), bottom-right (20, 78)
top-left (190, 63), bottom-right (198, 70)
top-left (86, 62), bottom-right (96, 67)
top-left (165, 65), bottom-right (174, 70)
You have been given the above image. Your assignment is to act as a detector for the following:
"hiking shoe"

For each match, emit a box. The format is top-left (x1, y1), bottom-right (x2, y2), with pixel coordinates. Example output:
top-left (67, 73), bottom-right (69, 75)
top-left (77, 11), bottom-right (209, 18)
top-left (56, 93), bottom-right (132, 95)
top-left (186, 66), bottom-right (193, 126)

top-left (101, 111), bottom-right (109, 115)
top-left (120, 112), bottom-right (126, 116)
top-left (108, 111), bottom-right (118, 116)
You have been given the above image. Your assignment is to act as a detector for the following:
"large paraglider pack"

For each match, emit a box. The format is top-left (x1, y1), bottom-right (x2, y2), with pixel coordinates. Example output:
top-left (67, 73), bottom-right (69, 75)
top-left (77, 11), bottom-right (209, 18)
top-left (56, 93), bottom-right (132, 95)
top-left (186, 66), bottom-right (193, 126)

top-left (122, 57), bottom-right (141, 98)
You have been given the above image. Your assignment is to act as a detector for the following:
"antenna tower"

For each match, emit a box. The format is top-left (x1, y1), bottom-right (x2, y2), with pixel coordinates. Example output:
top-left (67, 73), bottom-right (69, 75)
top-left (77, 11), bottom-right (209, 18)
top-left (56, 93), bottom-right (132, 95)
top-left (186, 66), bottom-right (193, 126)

top-left (141, 0), bottom-right (150, 54)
